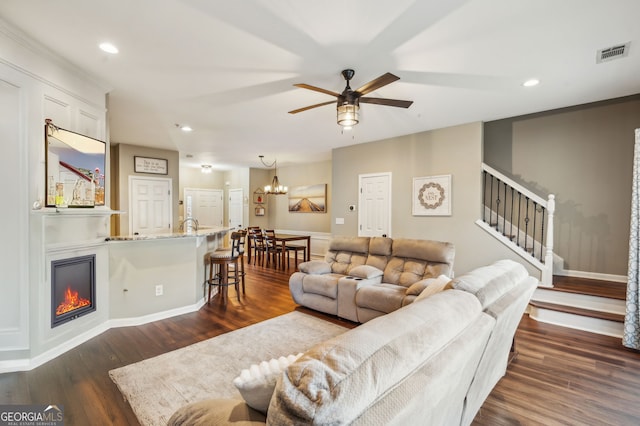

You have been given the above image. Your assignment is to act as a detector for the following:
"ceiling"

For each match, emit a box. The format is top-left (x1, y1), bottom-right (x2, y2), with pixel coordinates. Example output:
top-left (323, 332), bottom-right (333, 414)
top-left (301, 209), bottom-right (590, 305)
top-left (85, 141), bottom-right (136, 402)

top-left (1, 0), bottom-right (639, 170)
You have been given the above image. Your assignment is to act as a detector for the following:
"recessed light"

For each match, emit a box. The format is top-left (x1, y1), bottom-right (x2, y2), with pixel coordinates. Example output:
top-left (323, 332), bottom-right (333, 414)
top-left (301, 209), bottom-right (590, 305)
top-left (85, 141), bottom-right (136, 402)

top-left (99, 42), bottom-right (119, 54)
top-left (180, 125), bottom-right (193, 132)
top-left (523, 79), bottom-right (540, 87)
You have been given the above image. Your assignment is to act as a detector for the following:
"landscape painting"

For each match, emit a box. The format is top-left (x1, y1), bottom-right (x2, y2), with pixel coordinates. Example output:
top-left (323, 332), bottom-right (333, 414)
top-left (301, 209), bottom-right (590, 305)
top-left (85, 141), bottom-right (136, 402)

top-left (288, 184), bottom-right (327, 213)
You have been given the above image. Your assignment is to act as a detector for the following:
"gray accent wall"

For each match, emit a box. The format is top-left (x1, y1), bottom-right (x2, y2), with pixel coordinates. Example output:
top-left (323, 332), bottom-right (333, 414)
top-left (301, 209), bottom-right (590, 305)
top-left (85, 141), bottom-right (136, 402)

top-left (484, 95), bottom-right (640, 276)
top-left (112, 143), bottom-right (180, 236)
top-left (331, 122), bottom-right (536, 277)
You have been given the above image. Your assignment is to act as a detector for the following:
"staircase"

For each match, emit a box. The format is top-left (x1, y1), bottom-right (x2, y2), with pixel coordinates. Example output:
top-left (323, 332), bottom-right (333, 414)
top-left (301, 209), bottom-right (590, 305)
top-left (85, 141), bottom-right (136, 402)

top-left (478, 163), bottom-right (627, 337)
top-left (529, 276), bottom-right (626, 338)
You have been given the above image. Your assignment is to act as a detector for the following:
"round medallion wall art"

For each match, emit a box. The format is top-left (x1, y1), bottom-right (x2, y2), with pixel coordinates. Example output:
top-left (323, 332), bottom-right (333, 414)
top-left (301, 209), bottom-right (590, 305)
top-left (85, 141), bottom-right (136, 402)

top-left (412, 175), bottom-right (452, 216)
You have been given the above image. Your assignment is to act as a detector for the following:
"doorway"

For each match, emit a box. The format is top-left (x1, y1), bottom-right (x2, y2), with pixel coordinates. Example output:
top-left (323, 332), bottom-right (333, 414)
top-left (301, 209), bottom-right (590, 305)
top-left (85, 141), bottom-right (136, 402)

top-left (228, 188), bottom-right (244, 230)
top-left (129, 176), bottom-right (172, 234)
top-left (184, 188), bottom-right (223, 227)
top-left (358, 172), bottom-right (391, 237)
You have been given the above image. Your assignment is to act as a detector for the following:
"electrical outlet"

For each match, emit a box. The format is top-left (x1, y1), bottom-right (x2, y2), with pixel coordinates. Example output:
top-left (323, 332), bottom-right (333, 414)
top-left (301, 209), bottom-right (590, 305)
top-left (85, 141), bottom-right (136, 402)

top-left (155, 285), bottom-right (163, 296)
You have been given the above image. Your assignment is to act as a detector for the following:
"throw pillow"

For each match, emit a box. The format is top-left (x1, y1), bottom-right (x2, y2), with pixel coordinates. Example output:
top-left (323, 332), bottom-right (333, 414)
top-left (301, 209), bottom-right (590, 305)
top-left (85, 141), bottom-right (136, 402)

top-left (414, 275), bottom-right (453, 302)
top-left (233, 353), bottom-right (303, 414)
top-left (348, 265), bottom-right (383, 279)
top-left (298, 260), bottom-right (331, 275)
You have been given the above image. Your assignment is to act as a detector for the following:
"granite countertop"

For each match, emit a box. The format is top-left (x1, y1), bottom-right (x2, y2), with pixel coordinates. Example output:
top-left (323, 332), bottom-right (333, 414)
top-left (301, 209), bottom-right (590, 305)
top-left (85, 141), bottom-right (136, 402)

top-left (106, 226), bottom-right (230, 241)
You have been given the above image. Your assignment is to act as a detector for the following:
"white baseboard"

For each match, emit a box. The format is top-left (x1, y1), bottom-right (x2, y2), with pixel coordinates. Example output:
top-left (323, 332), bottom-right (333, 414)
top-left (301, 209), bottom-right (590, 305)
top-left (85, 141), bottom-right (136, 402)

top-left (0, 298), bottom-right (207, 374)
top-left (107, 298), bottom-right (207, 328)
top-left (275, 229), bottom-right (331, 257)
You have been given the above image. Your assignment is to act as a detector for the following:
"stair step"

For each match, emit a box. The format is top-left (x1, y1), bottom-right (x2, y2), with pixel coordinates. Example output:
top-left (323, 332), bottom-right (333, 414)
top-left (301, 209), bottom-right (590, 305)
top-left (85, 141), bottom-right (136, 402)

top-left (552, 275), bottom-right (626, 300)
top-left (529, 300), bottom-right (624, 323)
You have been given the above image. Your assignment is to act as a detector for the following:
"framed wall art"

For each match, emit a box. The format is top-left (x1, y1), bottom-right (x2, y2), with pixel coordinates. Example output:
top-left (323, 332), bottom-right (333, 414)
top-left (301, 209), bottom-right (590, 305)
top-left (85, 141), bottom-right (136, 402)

top-left (288, 184), bottom-right (327, 213)
top-left (253, 188), bottom-right (265, 204)
top-left (134, 156), bottom-right (168, 175)
top-left (412, 175), bottom-right (452, 216)
top-left (255, 206), bottom-right (265, 216)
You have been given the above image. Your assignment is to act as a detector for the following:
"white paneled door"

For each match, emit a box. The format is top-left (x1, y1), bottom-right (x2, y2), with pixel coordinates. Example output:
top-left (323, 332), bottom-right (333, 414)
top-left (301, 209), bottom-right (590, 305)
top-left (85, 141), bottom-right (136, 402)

top-left (228, 188), bottom-right (244, 230)
top-left (184, 188), bottom-right (223, 227)
top-left (359, 172), bottom-right (391, 237)
top-left (130, 176), bottom-right (172, 235)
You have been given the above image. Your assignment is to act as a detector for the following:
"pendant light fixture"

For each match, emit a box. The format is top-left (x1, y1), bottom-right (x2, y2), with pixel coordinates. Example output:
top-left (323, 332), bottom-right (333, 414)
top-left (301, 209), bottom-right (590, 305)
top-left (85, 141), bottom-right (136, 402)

top-left (259, 155), bottom-right (287, 195)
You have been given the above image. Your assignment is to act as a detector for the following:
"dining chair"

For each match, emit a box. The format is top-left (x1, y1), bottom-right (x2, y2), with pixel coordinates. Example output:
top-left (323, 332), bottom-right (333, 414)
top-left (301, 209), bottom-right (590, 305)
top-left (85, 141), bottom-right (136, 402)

top-left (251, 232), bottom-right (268, 266)
top-left (264, 234), bottom-right (283, 269)
top-left (246, 227), bottom-right (261, 264)
top-left (285, 244), bottom-right (307, 270)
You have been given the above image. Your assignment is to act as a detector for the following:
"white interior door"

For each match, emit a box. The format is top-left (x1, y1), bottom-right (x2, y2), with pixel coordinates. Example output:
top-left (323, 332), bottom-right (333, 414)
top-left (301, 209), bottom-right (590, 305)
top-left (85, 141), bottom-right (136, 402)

top-left (130, 176), bottom-right (172, 235)
top-left (228, 188), bottom-right (243, 229)
top-left (184, 188), bottom-right (223, 227)
top-left (358, 172), bottom-right (391, 237)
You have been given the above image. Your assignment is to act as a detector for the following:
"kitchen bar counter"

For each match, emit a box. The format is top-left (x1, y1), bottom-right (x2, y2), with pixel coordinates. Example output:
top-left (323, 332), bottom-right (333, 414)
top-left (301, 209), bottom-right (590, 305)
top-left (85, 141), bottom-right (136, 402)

top-left (106, 226), bottom-right (229, 241)
top-left (107, 226), bottom-right (230, 319)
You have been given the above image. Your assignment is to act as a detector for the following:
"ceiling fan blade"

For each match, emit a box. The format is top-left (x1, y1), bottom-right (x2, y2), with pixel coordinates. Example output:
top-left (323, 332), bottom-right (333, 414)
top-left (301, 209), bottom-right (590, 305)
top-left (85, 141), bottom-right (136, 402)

top-left (360, 97), bottom-right (413, 108)
top-left (293, 83), bottom-right (340, 98)
top-left (354, 73), bottom-right (400, 96)
top-left (288, 100), bottom-right (336, 114)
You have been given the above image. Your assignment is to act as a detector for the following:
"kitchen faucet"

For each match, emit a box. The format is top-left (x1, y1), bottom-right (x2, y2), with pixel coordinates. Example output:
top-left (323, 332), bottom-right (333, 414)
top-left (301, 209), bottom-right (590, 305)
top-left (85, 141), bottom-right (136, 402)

top-left (180, 217), bottom-right (199, 231)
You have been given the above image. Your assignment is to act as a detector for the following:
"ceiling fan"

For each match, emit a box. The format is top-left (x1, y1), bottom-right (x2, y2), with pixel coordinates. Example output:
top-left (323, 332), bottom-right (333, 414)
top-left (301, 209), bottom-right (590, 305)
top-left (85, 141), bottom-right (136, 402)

top-left (289, 69), bottom-right (413, 128)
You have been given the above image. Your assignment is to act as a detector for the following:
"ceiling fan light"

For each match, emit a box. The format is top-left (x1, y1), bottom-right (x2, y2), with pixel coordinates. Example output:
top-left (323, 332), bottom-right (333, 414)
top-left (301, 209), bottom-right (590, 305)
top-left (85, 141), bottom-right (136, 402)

top-left (337, 104), bottom-right (359, 127)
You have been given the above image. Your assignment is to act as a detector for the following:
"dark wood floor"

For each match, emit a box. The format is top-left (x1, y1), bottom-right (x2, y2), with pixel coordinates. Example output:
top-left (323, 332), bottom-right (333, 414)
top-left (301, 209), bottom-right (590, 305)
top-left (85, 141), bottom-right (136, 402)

top-left (1, 263), bottom-right (639, 425)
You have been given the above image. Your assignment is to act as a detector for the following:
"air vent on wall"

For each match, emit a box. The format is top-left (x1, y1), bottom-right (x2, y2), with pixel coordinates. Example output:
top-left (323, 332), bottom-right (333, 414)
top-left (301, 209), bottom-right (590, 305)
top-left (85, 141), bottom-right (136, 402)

top-left (596, 42), bottom-right (630, 63)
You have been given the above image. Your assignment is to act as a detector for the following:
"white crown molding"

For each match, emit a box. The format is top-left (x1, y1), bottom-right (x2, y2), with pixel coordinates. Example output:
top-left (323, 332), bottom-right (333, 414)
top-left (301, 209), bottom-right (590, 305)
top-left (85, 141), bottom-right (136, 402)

top-left (0, 17), bottom-right (111, 109)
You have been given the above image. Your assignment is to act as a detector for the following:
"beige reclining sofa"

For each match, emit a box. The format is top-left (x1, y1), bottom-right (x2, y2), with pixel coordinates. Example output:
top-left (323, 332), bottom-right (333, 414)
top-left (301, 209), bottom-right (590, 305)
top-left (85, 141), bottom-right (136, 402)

top-left (288, 236), bottom-right (455, 322)
top-left (168, 259), bottom-right (538, 425)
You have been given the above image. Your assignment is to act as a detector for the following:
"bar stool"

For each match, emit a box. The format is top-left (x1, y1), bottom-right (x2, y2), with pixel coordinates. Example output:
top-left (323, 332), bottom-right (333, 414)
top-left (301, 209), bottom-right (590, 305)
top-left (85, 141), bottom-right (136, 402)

top-left (207, 231), bottom-right (245, 303)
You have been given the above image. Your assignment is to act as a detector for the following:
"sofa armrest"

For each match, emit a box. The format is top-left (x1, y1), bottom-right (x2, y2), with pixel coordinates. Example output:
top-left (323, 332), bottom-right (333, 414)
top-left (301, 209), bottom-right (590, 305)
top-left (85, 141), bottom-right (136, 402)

top-left (298, 260), bottom-right (331, 275)
top-left (349, 265), bottom-right (383, 279)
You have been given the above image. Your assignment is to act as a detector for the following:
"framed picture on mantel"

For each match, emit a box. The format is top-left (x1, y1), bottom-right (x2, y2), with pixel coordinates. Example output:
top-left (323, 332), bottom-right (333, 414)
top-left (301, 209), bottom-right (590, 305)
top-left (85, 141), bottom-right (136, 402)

top-left (134, 156), bottom-right (168, 175)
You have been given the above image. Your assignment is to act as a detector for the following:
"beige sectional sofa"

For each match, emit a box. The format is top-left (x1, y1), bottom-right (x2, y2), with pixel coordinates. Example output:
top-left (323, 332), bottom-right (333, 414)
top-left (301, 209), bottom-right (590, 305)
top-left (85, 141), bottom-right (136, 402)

top-left (289, 236), bottom-right (455, 322)
top-left (168, 259), bottom-right (537, 426)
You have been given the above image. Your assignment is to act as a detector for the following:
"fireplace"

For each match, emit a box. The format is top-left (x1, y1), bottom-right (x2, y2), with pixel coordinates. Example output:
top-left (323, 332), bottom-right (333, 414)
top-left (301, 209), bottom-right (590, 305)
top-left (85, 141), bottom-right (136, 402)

top-left (51, 254), bottom-right (96, 328)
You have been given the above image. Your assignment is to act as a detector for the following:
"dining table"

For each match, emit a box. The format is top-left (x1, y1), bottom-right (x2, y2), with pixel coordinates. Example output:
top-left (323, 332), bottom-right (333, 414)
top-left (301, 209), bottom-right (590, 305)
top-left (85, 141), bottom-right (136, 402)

top-left (246, 231), bottom-right (311, 270)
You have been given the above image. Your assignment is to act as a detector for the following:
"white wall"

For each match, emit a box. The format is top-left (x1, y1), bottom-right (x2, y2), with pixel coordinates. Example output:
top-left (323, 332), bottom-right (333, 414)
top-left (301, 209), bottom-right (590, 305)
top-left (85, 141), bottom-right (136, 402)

top-left (0, 20), bottom-right (108, 367)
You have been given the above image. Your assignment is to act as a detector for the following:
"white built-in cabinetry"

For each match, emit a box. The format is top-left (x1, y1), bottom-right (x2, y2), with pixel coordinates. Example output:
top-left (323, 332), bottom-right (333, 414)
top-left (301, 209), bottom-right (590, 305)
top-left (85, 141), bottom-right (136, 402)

top-left (0, 22), bottom-right (108, 371)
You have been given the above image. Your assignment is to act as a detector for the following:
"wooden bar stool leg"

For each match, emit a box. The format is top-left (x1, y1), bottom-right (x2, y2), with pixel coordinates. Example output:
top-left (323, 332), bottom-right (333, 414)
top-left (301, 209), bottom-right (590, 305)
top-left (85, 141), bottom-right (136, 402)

top-left (208, 258), bottom-right (214, 304)
top-left (221, 263), bottom-right (228, 303)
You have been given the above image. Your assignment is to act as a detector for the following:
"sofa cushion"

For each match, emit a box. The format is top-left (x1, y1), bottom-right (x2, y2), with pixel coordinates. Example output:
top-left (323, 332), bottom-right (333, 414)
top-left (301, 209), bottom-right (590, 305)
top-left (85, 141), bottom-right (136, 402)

top-left (302, 274), bottom-right (343, 299)
top-left (392, 238), bottom-right (455, 264)
top-left (268, 290), bottom-right (485, 424)
top-left (355, 283), bottom-right (406, 314)
top-left (382, 257), bottom-right (449, 287)
top-left (325, 251), bottom-right (368, 275)
top-left (328, 236), bottom-right (370, 253)
top-left (298, 260), bottom-right (331, 275)
top-left (168, 398), bottom-right (266, 426)
top-left (348, 265), bottom-right (383, 280)
top-left (452, 259), bottom-right (529, 309)
top-left (368, 236), bottom-right (392, 256)
top-left (233, 353), bottom-right (302, 414)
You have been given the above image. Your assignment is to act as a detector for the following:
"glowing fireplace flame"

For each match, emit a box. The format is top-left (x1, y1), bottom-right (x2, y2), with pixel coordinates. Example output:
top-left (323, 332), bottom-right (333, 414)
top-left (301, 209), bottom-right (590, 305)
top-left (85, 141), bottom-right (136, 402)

top-left (55, 286), bottom-right (91, 316)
